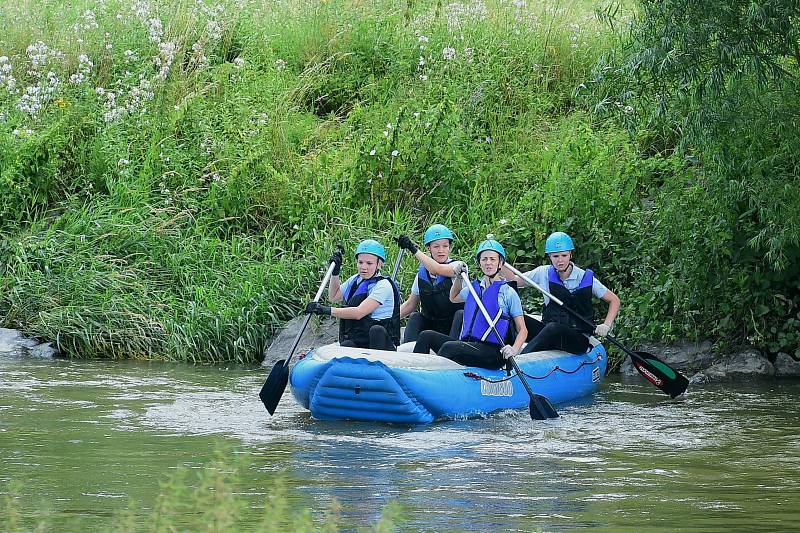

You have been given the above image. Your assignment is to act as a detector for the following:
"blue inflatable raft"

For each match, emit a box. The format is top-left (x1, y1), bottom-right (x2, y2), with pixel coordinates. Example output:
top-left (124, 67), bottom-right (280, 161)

top-left (289, 341), bottom-right (607, 423)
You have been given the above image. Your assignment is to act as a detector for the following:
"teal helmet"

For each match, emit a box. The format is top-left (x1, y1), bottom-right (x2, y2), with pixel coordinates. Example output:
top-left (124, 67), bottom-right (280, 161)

top-left (475, 238), bottom-right (506, 262)
top-left (355, 239), bottom-right (386, 262)
top-left (545, 232), bottom-right (575, 254)
top-left (423, 224), bottom-right (455, 245)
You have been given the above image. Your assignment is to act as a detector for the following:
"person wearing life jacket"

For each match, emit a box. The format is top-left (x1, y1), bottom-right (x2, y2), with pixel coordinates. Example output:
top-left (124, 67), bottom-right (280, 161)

top-left (305, 239), bottom-right (401, 350)
top-left (412, 238), bottom-right (527, 369)
top-left (504, 231), bottom-right (620, 355)
top-left (396, 224), bottom-right (465, 342)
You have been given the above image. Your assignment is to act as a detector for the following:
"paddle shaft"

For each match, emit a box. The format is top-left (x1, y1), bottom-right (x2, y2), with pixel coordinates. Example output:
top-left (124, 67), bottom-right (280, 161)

top-left (459, 272), bottom-right (540, 402)
top-left (283, 260), bottom-right (337, 367)
top-left (506, 264), bottom-right (656, 368)
top-left (391, 249), bottom-right (405, 285)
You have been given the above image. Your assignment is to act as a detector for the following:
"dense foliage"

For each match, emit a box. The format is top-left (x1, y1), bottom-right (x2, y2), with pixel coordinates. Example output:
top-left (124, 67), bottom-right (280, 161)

top-left (1, 0), bottom-right (797, 362)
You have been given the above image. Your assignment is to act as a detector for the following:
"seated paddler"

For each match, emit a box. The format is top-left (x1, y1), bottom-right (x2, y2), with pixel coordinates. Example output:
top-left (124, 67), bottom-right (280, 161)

top-left (396, 224), bottom-right (464, 343)
top-left (412, 238), bottom-right (527, 369)
top-left (305, 239), bottom-right (401, 351)
top-left (503, 231), bottom-right (620, 355)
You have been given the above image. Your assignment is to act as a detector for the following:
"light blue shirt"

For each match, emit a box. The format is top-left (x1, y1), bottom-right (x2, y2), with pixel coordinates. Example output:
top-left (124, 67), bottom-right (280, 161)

top-left (340, 274), bottom-right (395, 320)
top-left (522, 264), bottom-right (608, 306)
top-left (458, 277), bottom-right (524, 318)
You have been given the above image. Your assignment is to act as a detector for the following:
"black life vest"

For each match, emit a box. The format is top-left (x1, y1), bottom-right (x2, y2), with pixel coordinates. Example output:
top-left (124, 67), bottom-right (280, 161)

top-left (339, 275), bottom-right (401, 348)
top-left (416, 262), bottom-right (464, 329)
top-left (541, 266), bottom-right (595, 334)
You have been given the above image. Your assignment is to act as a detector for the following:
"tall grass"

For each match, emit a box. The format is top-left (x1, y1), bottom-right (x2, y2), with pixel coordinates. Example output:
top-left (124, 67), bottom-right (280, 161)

top-left (1, 0), bottom-right (625, 362)
top-left (7, 0), bottom-right (792, 361)
top-left (1, 450), bottom-right (402, 531)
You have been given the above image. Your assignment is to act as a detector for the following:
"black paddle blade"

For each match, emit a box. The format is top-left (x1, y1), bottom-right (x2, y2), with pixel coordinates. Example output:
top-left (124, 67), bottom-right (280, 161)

top-left (631, 351), bottom-right (690, 399)
top-left (529, 394), bottom-right (559, 420)
top-left (259, 359), bottom-right (289, 415)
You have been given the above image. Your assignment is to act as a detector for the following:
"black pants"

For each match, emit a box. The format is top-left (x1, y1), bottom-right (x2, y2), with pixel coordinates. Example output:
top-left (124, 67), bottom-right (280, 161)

top-left (403, 309), bottom-right (464, 343)
top-left (413, 330), bottom-right (503, 370)
top-left (341, 325), bottom-right (396, 351)
top-left (520, 318), bottom-right (590, 355)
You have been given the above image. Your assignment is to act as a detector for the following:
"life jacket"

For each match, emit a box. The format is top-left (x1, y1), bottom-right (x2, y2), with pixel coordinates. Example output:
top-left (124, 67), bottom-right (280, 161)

top-left (339, 275), bottom-right (401, 348)
top-left (541, 266), bottom-right (595, 334)
top-left (459, 280), bottom-right (511, 346)
top-left (417, 262), bottom-right (464, 329)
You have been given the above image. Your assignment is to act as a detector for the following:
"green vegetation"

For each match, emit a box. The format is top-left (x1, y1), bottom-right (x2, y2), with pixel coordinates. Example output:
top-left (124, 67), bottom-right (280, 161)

top-left (2, 450), bottom-right (401, 531)
top-left (1, 0), bottom-right (798, 363)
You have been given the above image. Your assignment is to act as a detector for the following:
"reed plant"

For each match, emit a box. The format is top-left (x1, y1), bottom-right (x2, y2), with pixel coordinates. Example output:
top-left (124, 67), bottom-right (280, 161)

top-left (1, 449), bottom-right (401, 531)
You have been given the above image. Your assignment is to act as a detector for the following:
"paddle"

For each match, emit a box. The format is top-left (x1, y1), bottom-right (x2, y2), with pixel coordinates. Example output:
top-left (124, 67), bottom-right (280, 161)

top-left (259, 249), bottom-right (341, 415)
top-left (391, 249), bottom-right (405, 285)
top-left (505, 264), bottom-right (690, 398)
top-left (460, 272), bottom-right (559, 420)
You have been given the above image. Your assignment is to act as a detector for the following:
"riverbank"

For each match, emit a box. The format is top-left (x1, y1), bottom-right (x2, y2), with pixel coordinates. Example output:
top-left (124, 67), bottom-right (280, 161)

top-left (5, 322), bottom-right (800, 382)
top-left (2, 0), bottom-right (799, 363)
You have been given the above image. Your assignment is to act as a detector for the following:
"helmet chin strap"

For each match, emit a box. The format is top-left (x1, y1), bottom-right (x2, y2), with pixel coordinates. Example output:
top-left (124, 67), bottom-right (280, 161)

top-left (485, 261), bottom-right (503, 280)
top-left (556, 262), bottom-right (572, 276)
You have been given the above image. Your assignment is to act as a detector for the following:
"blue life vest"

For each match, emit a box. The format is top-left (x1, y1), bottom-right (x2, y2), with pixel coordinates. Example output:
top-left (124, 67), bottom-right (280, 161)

top-left (339, 275), bottom-right (401, 348)
top-left (459, 280), bottom-right (510, 346)
top-left (541, 266), bottom-right (595, 334)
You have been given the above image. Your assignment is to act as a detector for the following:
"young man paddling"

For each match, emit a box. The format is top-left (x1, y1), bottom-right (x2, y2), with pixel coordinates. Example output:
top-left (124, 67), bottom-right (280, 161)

top-left (504, 231), bottom-right (620, 355)
top-left (305, 240), bottom-right (401, 351)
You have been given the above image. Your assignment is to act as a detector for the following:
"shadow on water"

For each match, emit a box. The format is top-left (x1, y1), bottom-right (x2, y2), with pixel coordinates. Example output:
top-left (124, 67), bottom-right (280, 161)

top-left (2, 354), bottom-right (800, 530)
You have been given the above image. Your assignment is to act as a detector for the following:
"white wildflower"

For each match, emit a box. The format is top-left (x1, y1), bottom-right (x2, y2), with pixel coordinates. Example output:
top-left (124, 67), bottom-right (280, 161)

top-left (275, 59), bottom-right (286, 70)
top-left (442, 47), bottom-right (456, 60)
top-left (233, 57), bottom-right (245, 68)
top-left (391, 150), bottom-right (399, 157)
top-left (369, 149), bottom-right (376, 156)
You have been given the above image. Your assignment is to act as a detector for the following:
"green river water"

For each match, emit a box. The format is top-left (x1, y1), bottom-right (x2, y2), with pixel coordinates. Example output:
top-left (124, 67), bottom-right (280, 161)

top-left (1, 354), bottom-right (799, 531)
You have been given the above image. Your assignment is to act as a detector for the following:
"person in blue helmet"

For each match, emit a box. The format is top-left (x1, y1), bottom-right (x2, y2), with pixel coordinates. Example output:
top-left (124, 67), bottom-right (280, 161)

top-left (306, 239), bottom-right (401, 351)
top-left (396, 225), bottom-right (465, 343)
top-left (503, 231), bottom-right (620, 355)
top-left (412, 238), bottom-right (527, 369)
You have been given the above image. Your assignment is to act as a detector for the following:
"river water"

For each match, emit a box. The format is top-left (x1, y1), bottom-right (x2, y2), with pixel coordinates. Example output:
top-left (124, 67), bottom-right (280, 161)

top-left (1, 354), bottom-right (799, 531)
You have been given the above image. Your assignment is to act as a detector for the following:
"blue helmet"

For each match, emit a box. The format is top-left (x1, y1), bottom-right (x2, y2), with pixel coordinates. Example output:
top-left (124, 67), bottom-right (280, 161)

top-left (423, 224), bottom-right (455, 245)
top-left (355, 239), bottom-right (386, 262)
top-left (475, 239), bottom-right (506, 262)
top-left (545, 232), bottom-right (575, 254)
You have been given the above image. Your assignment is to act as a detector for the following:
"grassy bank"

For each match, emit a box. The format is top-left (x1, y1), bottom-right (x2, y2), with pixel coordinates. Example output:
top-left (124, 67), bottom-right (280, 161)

top-left (1, 0), bottom-right (797, 362)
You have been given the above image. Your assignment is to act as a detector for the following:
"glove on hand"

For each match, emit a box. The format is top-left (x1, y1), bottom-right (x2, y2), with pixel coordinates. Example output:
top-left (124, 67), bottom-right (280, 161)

top-left (305, 301), bottom-right (332, 316)
top-left (396, 235), bottom-right (419, 254)
top-left (328, 248), bottom-right (343, 276)
top-left (450, 261), bottom-right (468, 276)
top-left (594, 323), bottom-right (611, 338)
top-left (500, 345), bottom-right (519, 360)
